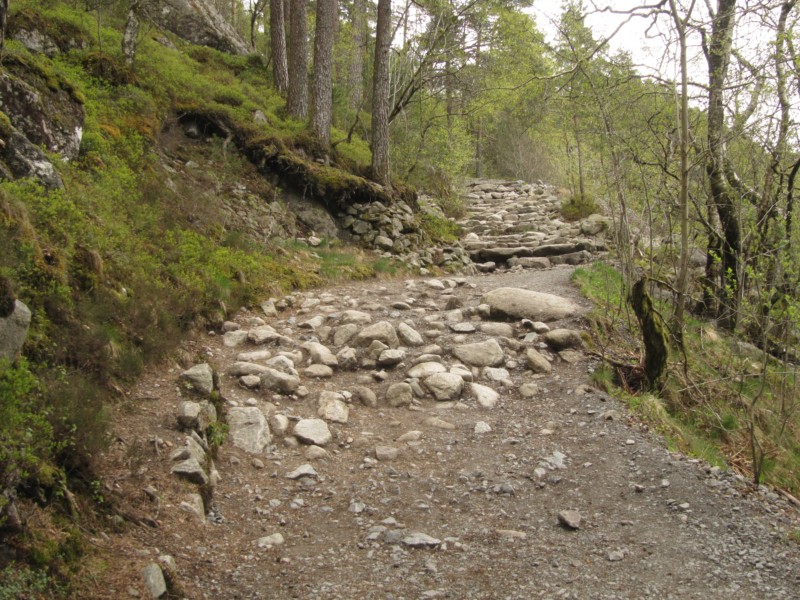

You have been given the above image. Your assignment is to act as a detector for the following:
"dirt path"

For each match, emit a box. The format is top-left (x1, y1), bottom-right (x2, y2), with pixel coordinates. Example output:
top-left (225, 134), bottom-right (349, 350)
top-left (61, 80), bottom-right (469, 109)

top-left (94, 265), bottom-right (799, 600)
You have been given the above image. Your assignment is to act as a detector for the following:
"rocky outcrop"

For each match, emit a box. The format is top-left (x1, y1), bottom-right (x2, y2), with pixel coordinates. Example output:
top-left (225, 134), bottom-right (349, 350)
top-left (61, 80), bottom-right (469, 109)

top-left (0, 300), bottom-right (32, 361)
top-left (0, 65), bottom-right (85, 161)
top-left (0, 119), bottom-right (64, 189)
top-left (146, 0), bottom-right (250, 55)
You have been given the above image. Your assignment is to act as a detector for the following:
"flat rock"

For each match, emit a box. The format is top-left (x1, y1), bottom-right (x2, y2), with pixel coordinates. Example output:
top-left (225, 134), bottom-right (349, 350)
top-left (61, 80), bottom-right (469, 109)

top-left (228, 361), bottom-right (269, 376)
top-left (408, 361), bottom-right (447, 379)
top-left (303, 364), bottom-right (334, 378)
top-left (248, 325), bottom-right (280, 345)
top-left (256, 533), bottom-right (285, 548)
top-left (227, 407), bottom-right (271, 454)
top-left (293, 419), bottom-right (332, 446)
top-left (544, 328), bottom-right (584, 350)
top-left (425, 417), bottom-right (456, 430)
top-left (317, 392), bottom-right (349, 423)
top-left (424, 372), bottom-right (464, 401)
top-left (482, 287), bottom-right (580, 322)
top-left (286, 464), bottom-right (317, 479)
top-left (352, 321), bottom-right (399, 348)
top-left (402, 532), bottom-right (441, 547)
top-left (375, 445), bottom-right (399, 461)
top-left (302, 341), bottom-right (338, 367)
top-left (470, 383), bottom-right (499, 408)
top-left (558, 510), bottom-right (582, 530)
top-left (260, 368), bottom-right (300, 394)
top-left (453, 339), bottom-right (505, 367)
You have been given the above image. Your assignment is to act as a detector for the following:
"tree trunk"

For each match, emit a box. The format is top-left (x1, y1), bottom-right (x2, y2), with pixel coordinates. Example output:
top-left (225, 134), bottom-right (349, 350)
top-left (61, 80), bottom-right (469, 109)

top-left (122, 6), bottom-right (140, 67)
top-left (310, 0), bottom-right (337, 148)
top-left (630, 278), bottom-right (669, 392)
top-left (348, 0), bottom-right (367, 113)
top-left (287, 0), bottom-right (308, 119)
top-left (668, 0), bottom-right (691, 343)
top-left (270, 0), bottom-right (289, 94)
top-left (705, 0), bottom-right (740, 330)
top-left (371, 0), bottom-right (392, 186)
top-left (574, 114), bottom-right (586, 200)
top-left (0, 0), bottom-right (8, 54)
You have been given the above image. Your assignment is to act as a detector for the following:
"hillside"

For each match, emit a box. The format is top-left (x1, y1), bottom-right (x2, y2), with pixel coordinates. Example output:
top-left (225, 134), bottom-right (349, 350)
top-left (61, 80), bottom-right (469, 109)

top-left (1, 1), bottom-right (800, 597)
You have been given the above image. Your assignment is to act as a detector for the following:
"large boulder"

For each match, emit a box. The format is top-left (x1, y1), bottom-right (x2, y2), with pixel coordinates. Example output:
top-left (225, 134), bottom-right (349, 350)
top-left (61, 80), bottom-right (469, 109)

top-left (482, 288), bottom-right (580, 322)
top-left (0, 119), bottom-right (63, 189)
top-left (146, 0), bottom-right (250, 55)
top-left (0, 300), bottom-right (32, 361)
top-left (453, 339), bottom-right (505, 368)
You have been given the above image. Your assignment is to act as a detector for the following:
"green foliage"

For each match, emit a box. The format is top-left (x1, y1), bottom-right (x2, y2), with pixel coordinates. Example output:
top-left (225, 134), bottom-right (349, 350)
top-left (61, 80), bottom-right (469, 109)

top-left (419, 213), bottom-right (460, 244)
top-left (0, 360), bottom-right (59, 512)
top-left (0, 564), bottom-right (52, 600)
top-left (560, 193), bottom-right (599, 221)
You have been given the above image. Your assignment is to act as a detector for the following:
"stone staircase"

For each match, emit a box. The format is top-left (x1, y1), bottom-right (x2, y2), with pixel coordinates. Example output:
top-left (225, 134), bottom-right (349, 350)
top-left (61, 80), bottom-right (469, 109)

top-left (457, 179), bottom-right (609, 272)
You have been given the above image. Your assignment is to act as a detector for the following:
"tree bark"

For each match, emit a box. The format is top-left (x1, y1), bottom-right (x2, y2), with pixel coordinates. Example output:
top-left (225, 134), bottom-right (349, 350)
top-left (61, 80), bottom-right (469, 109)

top-left (0, 0), bottom-right (8, 54)
top-left (270, 0), bottom-right (289, 94)
top-left (630, 278), bottom-right (669, 392)
top-left (287, 0), bottom-right (308, 119)
top-left (371, 0), bottom-right (392, 186)
top-left (705, 0), bottom-right (740, 330)
top-left (668, 0), bottom-right (691, 343)
top-left (310, 0), bottom-right (337, 148)
top-left (348, 0), bottom-right (367, 113)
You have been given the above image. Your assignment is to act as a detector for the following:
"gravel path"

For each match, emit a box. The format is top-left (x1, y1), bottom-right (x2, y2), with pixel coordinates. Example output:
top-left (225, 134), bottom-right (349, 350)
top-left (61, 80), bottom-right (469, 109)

top-left (96, 265), bottom-right (800, 600)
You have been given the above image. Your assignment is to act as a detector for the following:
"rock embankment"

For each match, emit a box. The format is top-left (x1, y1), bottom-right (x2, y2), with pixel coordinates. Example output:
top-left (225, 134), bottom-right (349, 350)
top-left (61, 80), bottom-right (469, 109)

top-left (458, 179), bottom-right (610, 272)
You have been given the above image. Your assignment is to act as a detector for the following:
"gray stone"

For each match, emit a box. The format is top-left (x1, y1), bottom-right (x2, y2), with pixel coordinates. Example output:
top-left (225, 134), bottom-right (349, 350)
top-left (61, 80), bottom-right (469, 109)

top-left (0, 300), bottom-right (31, 361)
top-left (520, 383), bottom-right (540, 398)
top-left (478, 322), bottom-right (514, 337)
top-left (340, 310), bottom-right (373, 325)
top-left (558, 510), bottom-right (582, 530)
top-left (453, 339), bottom-right (505, 368)
top-left (333, 323), bottom-right (359, 346)
top-left (397, 322), bottom-right (424, 346)
top-left (526, 348), bottom-right (552, 374)
top-left (269, 413), bottom-right (290, 435)
top-left (302, 341), bottom-right (338, 367)
top-left (227, 407), bottom-right (270, 454)
top-left (402, 532), bottom-right (441, 547)
top-left (544, 328), bottom-right (584, 350)
top-left (179, 363), bottom-right (215, 396)
top-left (260, 368), bottom-right (300, 394)
top-left (386, 382), bottom-right (414, 407)
top-left (170, 458), bottom-right (209, 485)
top-left (228, 361), bottom-right (269, 376)
top-left (482, 287), bottom-right (580, 322)
top-left (375, 445), bottom-right (399, 461)
top-left (425, 416), bottom-right (456, 430)
top-left (336, 347), bottom-right (358, 370)
top-left (176, 400), bottom-right (216, 431)
top-left (377, 348), bottom-right (406, 367)
top-left (353, 321), bottom-right (399, 348)
top-left (256, 533), bottom-right (285, 548)
top-left (148, 0), bottom-right (250, 55)
top-left (470, 383), bottom-right (499, 408)
top-left (424, 373), bottom-right (464, 401)
top-left (407, 361), bottom-right (447, 379)
top-left (474, 421), bottom-right (492, 434)
top-left (286, 464), bottom-right (317, 479)
top-left (223, 330), bottom-right (249, 347)
top-left (317, 391), bottom-right (349, 423)
top-left (580, 213), bottom-right (611, 235)
top-left (354, 385), bottom-right (378, 407)
top-left (294, 419), bottom-right (332, 446)
top-left (303, 364), bottom-right (334, 378)
top-left (248, 325), bottom-right (281, 345)
top-left (141, 563), bottom-right (167, 599)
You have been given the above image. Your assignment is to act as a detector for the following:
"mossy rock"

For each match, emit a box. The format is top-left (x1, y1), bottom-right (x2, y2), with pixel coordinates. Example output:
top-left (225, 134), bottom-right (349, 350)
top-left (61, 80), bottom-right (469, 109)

top-left (7, 8), bottom-right (90, 56)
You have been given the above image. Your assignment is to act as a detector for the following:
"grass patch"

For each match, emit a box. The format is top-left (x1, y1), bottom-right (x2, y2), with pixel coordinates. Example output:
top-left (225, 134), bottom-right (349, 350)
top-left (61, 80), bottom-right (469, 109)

top-left (577, 262), bottom-right (800, 494)
top-left (560, 193), bottom-right (599, 221)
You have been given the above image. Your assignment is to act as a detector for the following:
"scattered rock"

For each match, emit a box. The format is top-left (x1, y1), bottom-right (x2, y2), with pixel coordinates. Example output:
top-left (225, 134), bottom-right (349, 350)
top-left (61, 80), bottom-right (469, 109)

top-left (482, 288), bottom-right (580, 322)
top-left (294, 419), bottom-right (332, 446)
top-left (558, 510), bottom-right (582, 530)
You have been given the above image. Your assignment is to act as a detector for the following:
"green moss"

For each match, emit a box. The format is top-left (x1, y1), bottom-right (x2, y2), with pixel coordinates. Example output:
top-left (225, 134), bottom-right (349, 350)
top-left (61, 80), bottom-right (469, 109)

top-left (560, 193), bottom-right (599, 221)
